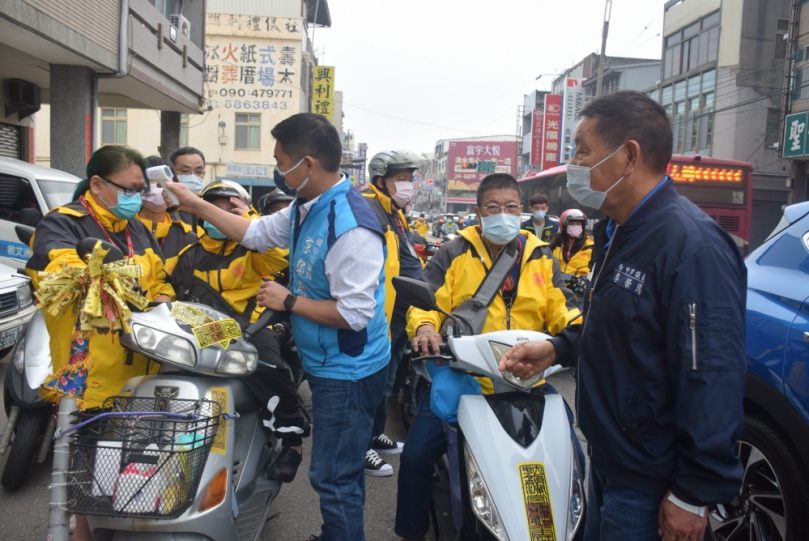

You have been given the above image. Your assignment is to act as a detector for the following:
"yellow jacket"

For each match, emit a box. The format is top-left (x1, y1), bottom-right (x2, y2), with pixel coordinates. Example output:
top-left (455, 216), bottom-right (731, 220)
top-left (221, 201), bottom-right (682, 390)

top-left (26, 193), bottom-right (175, 410)
top-left (361, 185), bottom-right (423, 325)
top-left (136, 212), bottom-right (198, 275)
top-left (552, 235), bottom-right (594, 276)
top-left (412, 218), bottom-right (430, 237)
top-left (174, 233), bottom-right (288, 324)
top-left (406, 227), bottom-right (581, 393)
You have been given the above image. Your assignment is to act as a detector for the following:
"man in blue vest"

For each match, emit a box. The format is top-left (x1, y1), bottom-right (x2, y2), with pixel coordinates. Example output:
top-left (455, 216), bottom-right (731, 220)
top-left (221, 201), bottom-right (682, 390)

top-left (166, 113), bottom-right (390, 541)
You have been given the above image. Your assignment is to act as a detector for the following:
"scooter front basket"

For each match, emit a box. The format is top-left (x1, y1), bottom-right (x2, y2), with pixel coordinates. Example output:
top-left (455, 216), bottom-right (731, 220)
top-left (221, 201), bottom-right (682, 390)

top-left (66, 396), bottom-right (221, 519)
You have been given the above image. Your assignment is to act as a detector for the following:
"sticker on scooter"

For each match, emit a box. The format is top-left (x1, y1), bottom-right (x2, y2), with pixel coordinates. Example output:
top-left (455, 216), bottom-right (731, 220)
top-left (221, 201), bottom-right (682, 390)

top-left (192, 319), bottom-right (242, 349)
top-left (517, 462), bottom-right (556, 541)
top-left (154, 386), bottom-right (180, 399)
top-left (210, 387), bottom-right (229, 455)
top-left (170, 302), bottom-right (215, 326)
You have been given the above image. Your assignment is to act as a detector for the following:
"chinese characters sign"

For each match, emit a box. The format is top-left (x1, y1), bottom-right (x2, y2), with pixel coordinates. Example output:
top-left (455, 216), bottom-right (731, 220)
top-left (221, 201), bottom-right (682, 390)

top-left (542, 94), bottom-right (563, 170)
top-left (447, 140), bottom-right (517, 191)
top-left (225, 163), bottom-right (271, 177)
top-left (561, 79), bottom-right (584, 164)
top-left (517, 462), bottom-right (556, 541)
top-left (530, 109), bottom-right (544, 167)
top-left (312, 66), bottom-right (335, 122)
top-left (204, 13), bottom-right (300, 114)
top-left (784, 112), bottom-right (808, 158)
top-left (667, 163), bottom-right (744, 184)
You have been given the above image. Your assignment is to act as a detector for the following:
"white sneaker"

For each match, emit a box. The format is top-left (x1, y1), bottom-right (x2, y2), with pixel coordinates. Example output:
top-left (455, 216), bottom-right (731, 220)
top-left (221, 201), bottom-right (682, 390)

top-left (371, 433), bottom-right (404, 455)
top-left (365, 449), bottom-right (393, 477)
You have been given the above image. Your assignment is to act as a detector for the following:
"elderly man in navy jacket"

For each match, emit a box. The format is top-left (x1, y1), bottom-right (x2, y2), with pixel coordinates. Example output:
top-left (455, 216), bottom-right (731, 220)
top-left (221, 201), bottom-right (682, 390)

top-left (500, 91), bottom-right (745, 541)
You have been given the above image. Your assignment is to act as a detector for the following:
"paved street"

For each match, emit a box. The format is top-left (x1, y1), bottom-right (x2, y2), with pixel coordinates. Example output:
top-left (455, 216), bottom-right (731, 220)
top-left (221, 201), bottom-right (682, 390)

top-left (0, 354), bottom-right (583, 541)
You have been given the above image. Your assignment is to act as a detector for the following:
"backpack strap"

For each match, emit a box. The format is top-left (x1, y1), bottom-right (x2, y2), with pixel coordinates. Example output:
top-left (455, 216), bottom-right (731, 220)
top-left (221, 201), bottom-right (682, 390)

top-left (441, 239), bottom-right (520, 336)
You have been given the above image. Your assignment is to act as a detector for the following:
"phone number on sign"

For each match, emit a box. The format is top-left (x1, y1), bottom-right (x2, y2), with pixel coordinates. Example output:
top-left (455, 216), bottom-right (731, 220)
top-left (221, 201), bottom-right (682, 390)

top-left (210, 100), bottom-right (289, 110)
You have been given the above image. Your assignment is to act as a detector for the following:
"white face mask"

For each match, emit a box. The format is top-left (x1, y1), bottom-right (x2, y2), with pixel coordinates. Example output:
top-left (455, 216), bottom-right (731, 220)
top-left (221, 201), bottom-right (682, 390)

top-left (143, 183), bottom-right (167, 210)
top-left (177, 174), bottom-right (204, 194)
top-left (389, 180), bottom-right (414, 208)
top-left (566, 144), bottom-right (626, 209)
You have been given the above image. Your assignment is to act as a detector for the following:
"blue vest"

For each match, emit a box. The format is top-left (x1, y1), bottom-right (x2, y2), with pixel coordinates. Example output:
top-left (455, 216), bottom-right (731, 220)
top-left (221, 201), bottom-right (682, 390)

top-left (289, 180), bottom-right (390, 380)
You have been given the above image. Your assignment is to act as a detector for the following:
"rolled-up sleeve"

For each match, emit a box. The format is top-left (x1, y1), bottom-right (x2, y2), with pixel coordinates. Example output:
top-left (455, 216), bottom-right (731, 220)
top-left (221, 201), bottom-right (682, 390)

top-left (241, 206), bottom-right (292, 252)
top-left (324, 227), bottom-right (384, 332)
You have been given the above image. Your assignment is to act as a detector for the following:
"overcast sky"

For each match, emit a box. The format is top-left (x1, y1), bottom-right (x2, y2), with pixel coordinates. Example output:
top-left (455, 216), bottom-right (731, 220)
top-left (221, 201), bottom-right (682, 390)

top-left (316, 0), bottom-right (667, 159)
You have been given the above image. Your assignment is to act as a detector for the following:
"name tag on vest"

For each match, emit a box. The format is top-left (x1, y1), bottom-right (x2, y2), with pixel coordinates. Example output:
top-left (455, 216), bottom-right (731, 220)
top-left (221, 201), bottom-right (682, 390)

top-left (610, 261), bottom-right (646, 296)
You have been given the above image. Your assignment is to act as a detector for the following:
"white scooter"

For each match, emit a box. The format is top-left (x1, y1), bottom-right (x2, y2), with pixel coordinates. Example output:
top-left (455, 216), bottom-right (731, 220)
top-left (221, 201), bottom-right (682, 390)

top-left (393, 277), bottom-right (586, 541)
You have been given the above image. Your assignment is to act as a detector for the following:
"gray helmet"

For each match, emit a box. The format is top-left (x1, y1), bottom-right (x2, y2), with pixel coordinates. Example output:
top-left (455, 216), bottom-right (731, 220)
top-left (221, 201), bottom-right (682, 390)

top-left (368, 150), bottom-right (418, 183)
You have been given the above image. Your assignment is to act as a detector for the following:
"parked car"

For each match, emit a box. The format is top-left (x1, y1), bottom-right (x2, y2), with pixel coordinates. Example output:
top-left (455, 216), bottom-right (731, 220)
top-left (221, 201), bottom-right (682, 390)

top-left (707, 200), bottom-right (809, 541)
top-left (0, 261), bottom-right (36, 359)
top-left (0, 158), bottom-right (81, 270)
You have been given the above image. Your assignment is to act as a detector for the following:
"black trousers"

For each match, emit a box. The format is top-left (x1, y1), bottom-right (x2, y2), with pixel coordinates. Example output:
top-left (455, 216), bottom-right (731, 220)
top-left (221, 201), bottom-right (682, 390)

top-left (240, 327), bottom-right (310, 447)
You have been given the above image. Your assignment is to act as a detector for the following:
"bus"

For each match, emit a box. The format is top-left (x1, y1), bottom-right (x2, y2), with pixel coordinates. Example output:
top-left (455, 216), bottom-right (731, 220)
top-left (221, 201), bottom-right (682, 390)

top-left (517, 154), bottom-right (754, 253)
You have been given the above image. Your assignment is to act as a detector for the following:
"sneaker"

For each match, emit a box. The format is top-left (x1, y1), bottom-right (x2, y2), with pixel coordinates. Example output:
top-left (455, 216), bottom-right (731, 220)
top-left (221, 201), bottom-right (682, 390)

top-left (371, 433), bottom-right (404, 455)
top-left (267, 446), bottom-right (302, 483)
top-left (365, 449), bottom-right (393, 477)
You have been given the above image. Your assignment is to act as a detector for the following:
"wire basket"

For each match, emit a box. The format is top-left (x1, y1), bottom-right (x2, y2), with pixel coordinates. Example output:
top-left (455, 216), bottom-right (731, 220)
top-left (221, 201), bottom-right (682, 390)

top-left (66, 396), bottom-right (222, 519)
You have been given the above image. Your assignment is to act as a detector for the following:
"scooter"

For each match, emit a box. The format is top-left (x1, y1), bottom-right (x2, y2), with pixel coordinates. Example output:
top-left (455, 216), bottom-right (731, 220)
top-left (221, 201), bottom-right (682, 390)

top-left (0, 224), bottom-right (56, 491)
top-left (393, 276), bottom-right (586, 541)
top-left (52, 239), bottom-right (296, 541)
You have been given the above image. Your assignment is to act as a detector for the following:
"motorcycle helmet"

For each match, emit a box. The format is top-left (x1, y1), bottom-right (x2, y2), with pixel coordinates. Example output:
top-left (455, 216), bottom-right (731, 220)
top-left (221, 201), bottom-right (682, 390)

top-left (560, 208), bottom-right (587, 236)
top-left (200, 180), bottom-right (252, 206)
top-left (368, 150), bottom-right (418, 183)
top-left (260, 188), bottom-right (295, 215)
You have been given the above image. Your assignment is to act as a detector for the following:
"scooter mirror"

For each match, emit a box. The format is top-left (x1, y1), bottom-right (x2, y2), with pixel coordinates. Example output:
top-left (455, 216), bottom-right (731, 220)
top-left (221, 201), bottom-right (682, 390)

top-left (76, 238), bottom-right (124, 264)
top-left (392, 276), bottom-right (437, 312)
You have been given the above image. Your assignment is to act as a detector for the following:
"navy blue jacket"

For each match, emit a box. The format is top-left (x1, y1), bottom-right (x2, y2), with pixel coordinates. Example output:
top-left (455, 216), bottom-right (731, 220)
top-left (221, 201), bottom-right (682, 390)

top-left (521, 215), bottom-right (559, 243)
top-left (550, 178), bottom-right (746, 506)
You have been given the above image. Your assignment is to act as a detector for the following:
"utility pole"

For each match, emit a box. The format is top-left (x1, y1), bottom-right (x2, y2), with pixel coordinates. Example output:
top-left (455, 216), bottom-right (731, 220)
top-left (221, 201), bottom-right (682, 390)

top-left (595, 0), bottom-right (613, 98)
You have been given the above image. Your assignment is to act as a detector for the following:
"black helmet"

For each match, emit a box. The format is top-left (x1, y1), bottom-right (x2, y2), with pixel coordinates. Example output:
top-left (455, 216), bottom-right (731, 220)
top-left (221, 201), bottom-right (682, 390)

top-left (199, 180), bottom-right (251, 206)
top-left (261, 188), bottom-right (295, 215)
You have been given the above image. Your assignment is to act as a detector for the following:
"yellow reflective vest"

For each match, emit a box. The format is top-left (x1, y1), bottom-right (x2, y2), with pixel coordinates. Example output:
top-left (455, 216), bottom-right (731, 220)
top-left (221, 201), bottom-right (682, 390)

top-left (412, 218), bottom-right (430, 237)
top-left (136, 212), bottom-right (198, 275)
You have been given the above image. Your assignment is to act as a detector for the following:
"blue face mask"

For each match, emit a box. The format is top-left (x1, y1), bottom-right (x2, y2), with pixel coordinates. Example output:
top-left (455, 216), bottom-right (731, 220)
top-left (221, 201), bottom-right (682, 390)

top-left (203, 221), bottom-right (228, 240)
top-left (533, 210), bottom-right (547, 221)
top-left (98, 178), bottom-right (142, 220)
top-left (480, 213), bottom-right (521, 245)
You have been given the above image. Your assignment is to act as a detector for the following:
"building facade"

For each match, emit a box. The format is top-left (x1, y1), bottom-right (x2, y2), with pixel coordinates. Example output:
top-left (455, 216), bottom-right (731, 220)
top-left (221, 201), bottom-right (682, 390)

top-left (654, 0), bottom-right (792, 249)
top-left (0, 0), bottom-right (206, 176)
top-left (28, 0), bottom-right (338, 202)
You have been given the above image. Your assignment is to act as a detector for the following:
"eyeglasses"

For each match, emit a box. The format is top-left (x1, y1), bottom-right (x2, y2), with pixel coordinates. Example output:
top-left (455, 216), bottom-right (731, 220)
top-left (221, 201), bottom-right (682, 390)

top-left (483, 204), bottom-right (521, 215)
top-left (100, 176), bottom-right (148, 197)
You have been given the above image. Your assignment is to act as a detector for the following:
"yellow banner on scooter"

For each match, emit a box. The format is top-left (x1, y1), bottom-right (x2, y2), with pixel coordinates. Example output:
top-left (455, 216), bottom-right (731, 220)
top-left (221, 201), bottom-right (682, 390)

top-left (517, 462), bottom-right (557, 541)
top-left (210, 387), bottom-right (229, 455)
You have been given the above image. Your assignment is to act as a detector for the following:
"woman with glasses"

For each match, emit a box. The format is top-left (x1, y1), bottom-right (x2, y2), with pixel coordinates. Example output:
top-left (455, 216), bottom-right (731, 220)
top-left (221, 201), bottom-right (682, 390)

top-left (27, 145), bottom-right (175, 541)
top-left (27, 145), bottom-right (175, 410)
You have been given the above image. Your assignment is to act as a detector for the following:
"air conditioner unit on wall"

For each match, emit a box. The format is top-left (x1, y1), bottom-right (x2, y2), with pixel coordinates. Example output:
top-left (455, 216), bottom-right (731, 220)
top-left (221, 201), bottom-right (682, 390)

top-left (169, 14), bottom-right (191, 40)
top-left (5, 79), bottom-right (41, 121)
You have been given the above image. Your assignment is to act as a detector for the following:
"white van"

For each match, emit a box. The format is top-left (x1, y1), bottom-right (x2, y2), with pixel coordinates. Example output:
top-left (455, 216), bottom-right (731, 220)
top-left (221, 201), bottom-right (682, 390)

top-left (0, 158), bottom-right (81, 270)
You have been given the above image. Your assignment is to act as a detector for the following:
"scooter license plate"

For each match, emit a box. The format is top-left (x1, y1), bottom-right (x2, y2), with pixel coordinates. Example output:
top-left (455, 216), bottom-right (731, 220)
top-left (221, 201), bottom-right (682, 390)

top-left (0, 325), bottom-right (22, 349)
top-left (517, 462), bottom-right (557, 541)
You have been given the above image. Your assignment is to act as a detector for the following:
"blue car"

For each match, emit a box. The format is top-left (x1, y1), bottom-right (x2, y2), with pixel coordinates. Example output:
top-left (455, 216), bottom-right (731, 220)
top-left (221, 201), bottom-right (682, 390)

top-left (707, 201), bottom-right (809, 541)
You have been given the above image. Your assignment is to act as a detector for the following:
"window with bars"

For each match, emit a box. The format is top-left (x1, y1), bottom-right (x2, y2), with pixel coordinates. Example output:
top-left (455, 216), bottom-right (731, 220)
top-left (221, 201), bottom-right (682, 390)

top-left (776, 19), bottom-right (789, 60)
top-left (235, 113), bottom-right (260, 150)
top-left (101, 109), bottom-right (127, 145)
top-left (765, 109), bottom-right (781, 149)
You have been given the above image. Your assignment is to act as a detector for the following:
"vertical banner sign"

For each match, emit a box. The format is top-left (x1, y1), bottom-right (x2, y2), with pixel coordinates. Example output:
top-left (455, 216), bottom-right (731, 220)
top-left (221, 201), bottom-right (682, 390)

top-left (531, 109), bottom-right (545, 167)
top-left (28, 127), bottom-right (35, 164)
top-left (560, 78), bottom-right (585, 164)
top-left (784, 112), bottom-right (809, 158)
top-left (311, 66), bottom-right (335, 122)
top-left (542, 95), bottom-right (563, 170)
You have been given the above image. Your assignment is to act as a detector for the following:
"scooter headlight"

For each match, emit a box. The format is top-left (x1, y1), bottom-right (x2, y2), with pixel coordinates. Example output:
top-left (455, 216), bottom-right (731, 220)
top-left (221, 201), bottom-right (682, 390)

top-left (464, 442), bottom-right (509, 541)
top-left (567, 439), bottom-right (585, 540)
top-left (217, 349), bottom-right (258, 375)
top-left (491, 341), bottom-right (544, 390)
top-left (133, 324), bottom-right (196, 368)
top-left (12, 335), bottom-right (25, 374)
